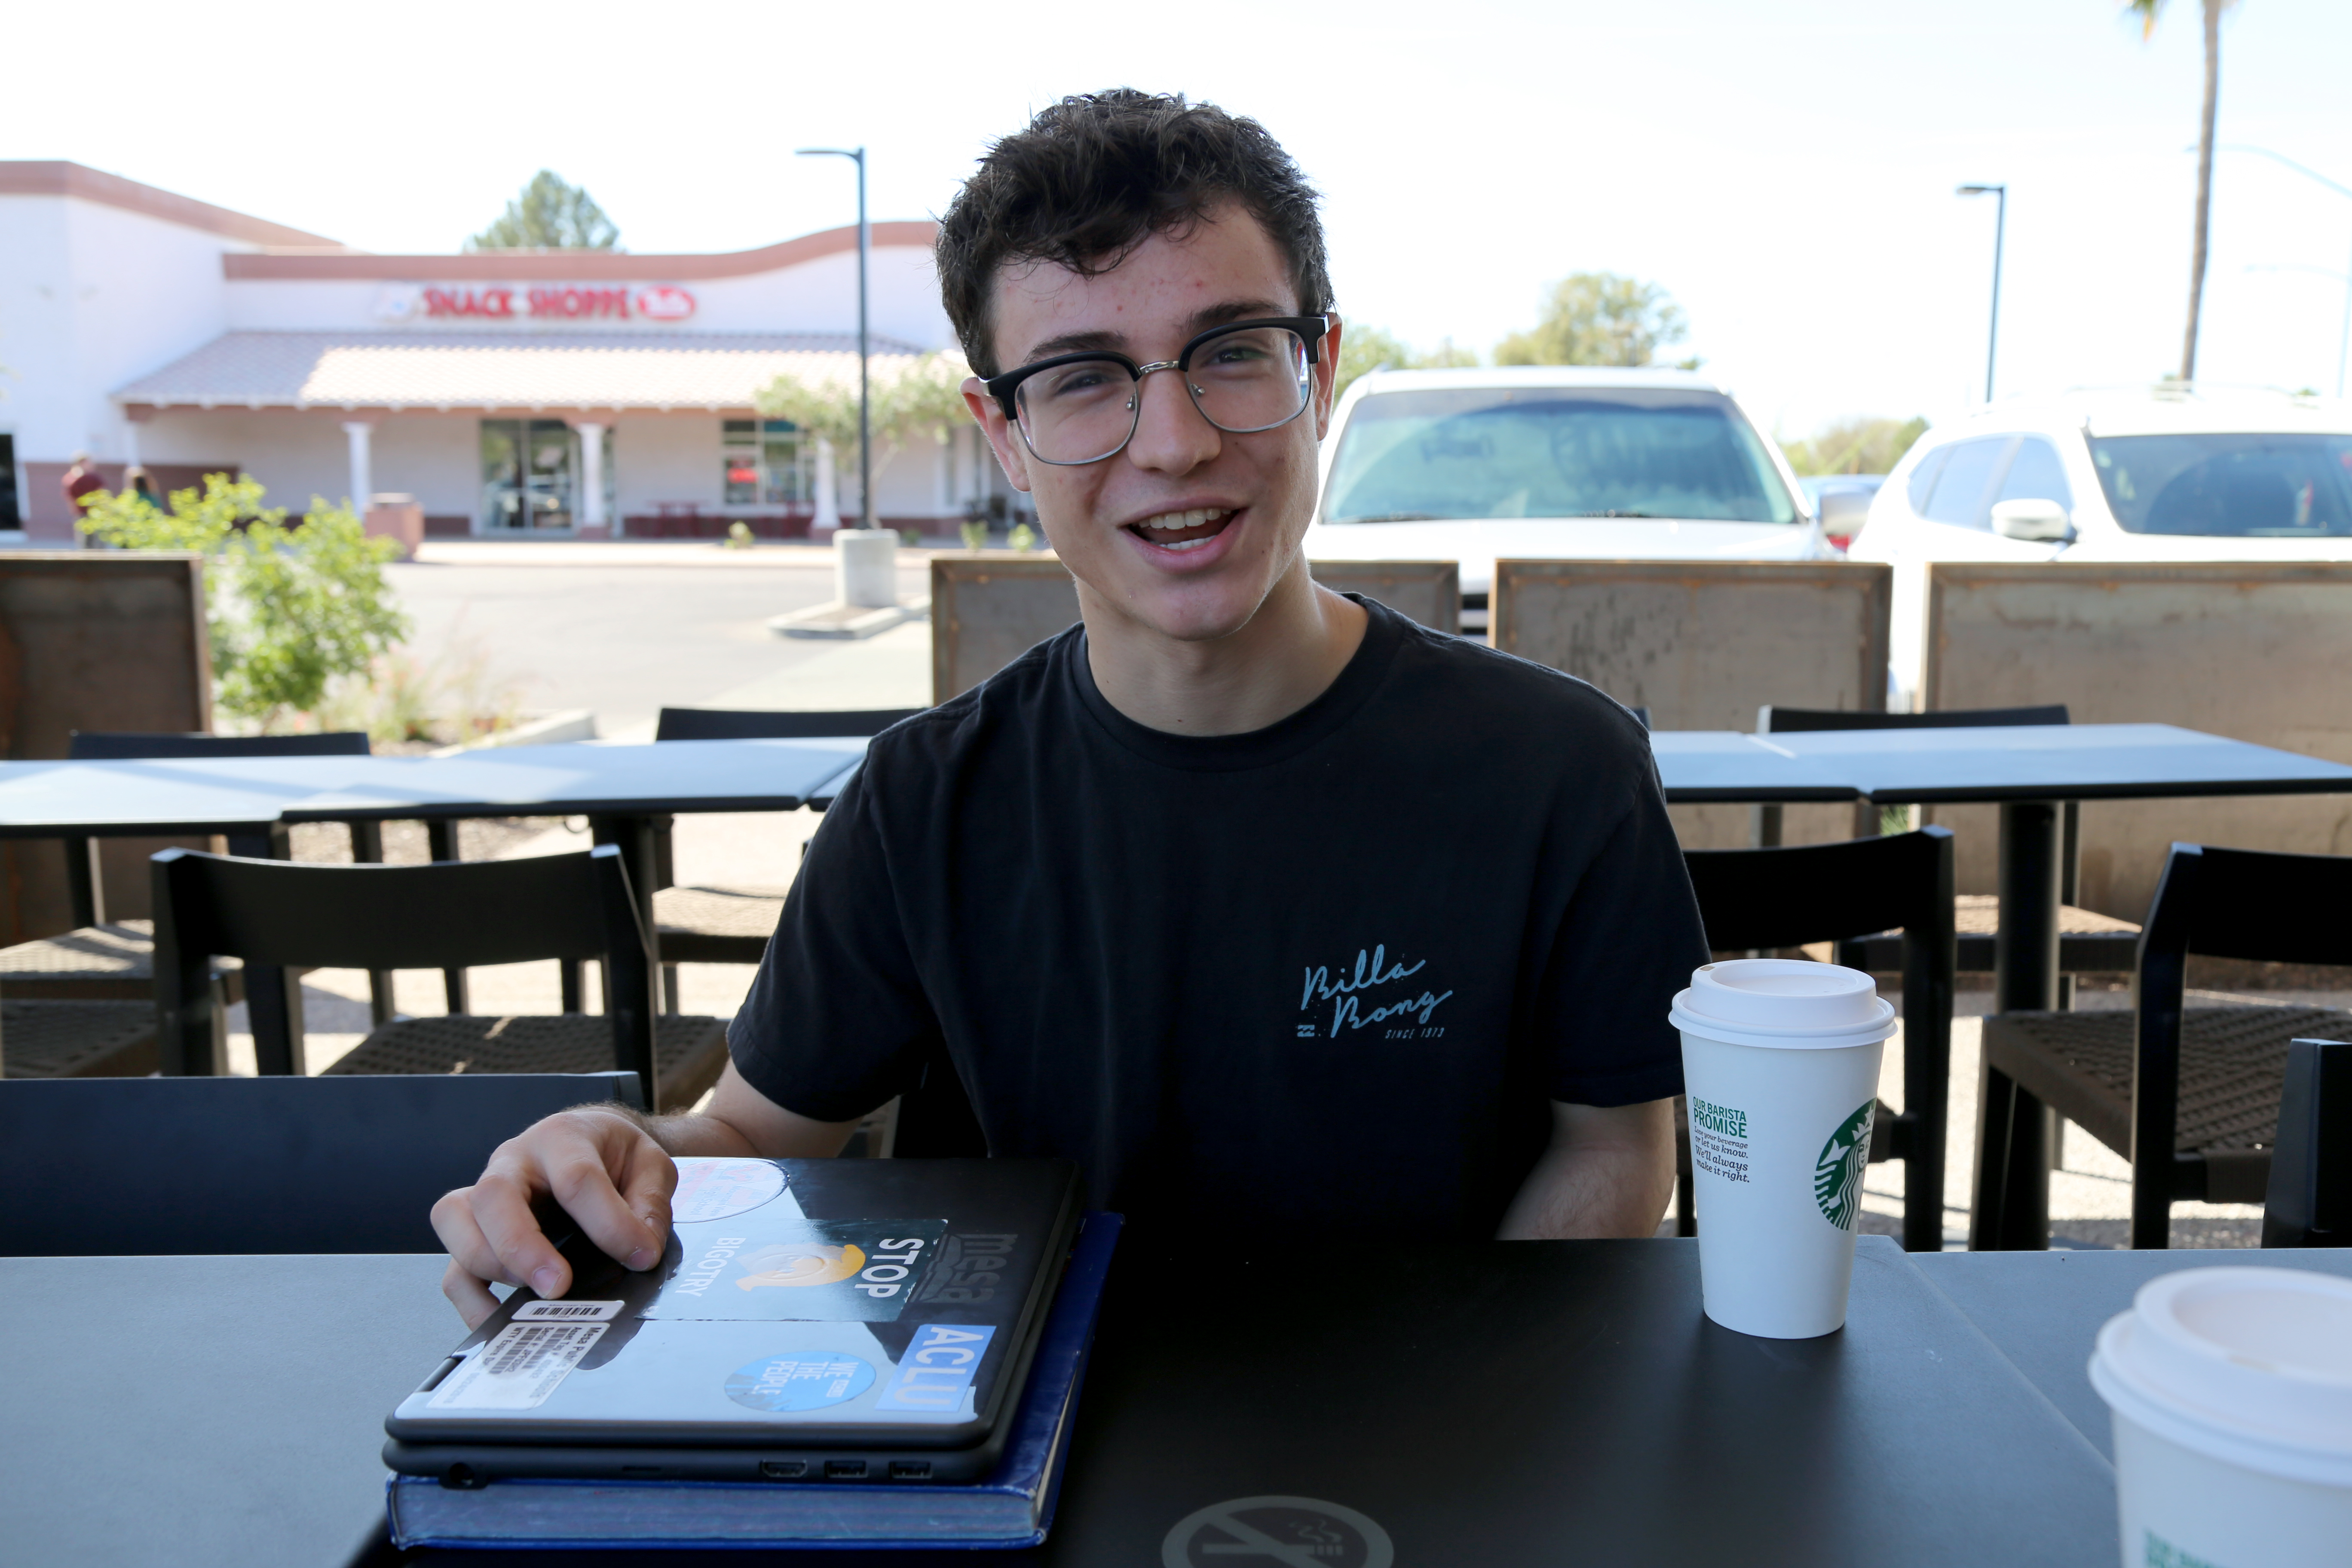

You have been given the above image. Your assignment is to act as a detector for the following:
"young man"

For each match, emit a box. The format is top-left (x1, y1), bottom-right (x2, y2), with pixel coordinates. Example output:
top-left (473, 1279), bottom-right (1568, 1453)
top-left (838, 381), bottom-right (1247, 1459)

top-left (434, 92), bottom-right (1708, 1328)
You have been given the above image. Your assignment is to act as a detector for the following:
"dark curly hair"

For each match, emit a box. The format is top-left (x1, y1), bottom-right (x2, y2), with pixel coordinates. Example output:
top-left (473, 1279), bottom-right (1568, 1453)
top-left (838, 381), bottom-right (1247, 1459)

top-left (936, 90), bottom-right (1332, 379)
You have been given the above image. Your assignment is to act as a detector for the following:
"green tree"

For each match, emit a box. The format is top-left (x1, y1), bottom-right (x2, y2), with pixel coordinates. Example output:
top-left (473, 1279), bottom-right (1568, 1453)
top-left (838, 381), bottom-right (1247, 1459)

top-left (2126, 0), bottom-right (2240, 380)
top-left (753, 352), bottom-right (973, 479)
top-left (78, 475), bottom-right (408, 730)
top-left (1782, 416), bottom-right (1929, 476)
top-left (466, 170), bottom-right (621, 251)
top-left (1335, 324), bottom-right (1479, 402)
top-left (1494, 273), bottom-right (1694, 368)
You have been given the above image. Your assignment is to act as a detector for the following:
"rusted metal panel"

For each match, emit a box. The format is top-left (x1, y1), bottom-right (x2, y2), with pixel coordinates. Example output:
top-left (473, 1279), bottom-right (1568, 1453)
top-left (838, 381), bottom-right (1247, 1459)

top-left (1311, 560), bottom-right (1460, 635)
top-left (1925, 561), bottom-right (2352, 920)
top-left (1493, 560), bottom-right (1893, 849)
top-left (929, 555), bottom-right (1470, 704)
top-left (0, 554), bottom-right (212, 940)
top-left (929, 554), bottom-right (1083, 705)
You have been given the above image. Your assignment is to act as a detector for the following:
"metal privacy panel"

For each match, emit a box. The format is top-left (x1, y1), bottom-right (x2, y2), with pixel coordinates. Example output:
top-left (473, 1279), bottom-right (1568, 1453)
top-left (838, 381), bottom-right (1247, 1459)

top-left (1492, 561), bottom-right (1892, 848)
top-left (1925, 562), bottom-right (2352, 919)
top-left (930, 555), bottom-right (1469, 703)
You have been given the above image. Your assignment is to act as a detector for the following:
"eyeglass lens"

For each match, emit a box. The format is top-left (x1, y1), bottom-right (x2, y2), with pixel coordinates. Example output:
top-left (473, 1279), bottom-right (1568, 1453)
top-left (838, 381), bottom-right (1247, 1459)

top-left (1013, 327), bottom-right (1312, 465)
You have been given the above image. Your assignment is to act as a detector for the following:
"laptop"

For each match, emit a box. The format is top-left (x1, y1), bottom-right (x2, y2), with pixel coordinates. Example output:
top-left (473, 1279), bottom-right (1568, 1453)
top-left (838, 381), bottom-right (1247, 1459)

top-left (386, 1155), bottom-right (1081, 1485)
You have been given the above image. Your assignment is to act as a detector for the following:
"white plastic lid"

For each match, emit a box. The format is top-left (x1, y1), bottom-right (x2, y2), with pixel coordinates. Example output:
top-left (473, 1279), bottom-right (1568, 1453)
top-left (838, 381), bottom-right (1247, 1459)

top-left (2090, 1266), bottom-right (2352, 1488)
top-left (1668, 958), bottom-right (1895, 1050)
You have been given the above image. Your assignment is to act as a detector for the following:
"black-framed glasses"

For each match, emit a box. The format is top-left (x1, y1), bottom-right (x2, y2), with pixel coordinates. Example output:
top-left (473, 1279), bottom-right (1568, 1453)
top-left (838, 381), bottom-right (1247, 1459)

top-left (984, 315), bottom-right (1329, 466)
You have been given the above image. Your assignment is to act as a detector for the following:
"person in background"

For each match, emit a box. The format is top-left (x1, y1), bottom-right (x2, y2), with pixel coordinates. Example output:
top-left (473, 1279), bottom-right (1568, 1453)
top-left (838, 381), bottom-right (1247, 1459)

top-left (61, 452), bottom-right (106, 523)
top-left (123, 466), bottom-right (164, 510)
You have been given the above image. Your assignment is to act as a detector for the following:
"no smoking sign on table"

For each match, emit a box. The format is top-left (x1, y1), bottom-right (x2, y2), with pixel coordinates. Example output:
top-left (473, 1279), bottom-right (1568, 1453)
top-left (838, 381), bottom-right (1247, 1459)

top-left (1161, 1496), bottom-right (1395, 1568)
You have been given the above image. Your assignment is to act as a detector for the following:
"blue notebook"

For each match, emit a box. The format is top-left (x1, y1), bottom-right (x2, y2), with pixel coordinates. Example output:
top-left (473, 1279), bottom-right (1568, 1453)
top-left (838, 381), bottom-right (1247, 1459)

top-left (388, 1211), bottom-right (1120, 1551)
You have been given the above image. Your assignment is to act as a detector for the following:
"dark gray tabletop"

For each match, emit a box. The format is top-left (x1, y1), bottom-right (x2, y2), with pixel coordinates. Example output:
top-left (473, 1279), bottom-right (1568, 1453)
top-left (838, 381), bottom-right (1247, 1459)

top-left (401, 1237), bottom-right (2114, 1567)
top-left (1, 1253), bottom-right (454, 1568)
top-left (1768, 722), bottom-right (2352, 805)
top-left (279, 738), bottom-right (867, 823)
top-left (1913, 1245), bottom-right (2352, 1461)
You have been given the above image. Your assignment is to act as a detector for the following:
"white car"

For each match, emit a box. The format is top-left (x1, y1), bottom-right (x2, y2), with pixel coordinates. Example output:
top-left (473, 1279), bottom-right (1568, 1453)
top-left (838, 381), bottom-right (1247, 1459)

top-left (1848, 384), bottom-right (2352, 705)
top-left (1304, 367), bottom-right (1831, 631)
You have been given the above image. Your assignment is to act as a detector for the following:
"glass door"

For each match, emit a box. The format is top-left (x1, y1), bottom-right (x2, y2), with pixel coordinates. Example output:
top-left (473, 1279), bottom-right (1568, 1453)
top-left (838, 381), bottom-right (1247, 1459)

top-left (480, 419), bottom-right (577, 533)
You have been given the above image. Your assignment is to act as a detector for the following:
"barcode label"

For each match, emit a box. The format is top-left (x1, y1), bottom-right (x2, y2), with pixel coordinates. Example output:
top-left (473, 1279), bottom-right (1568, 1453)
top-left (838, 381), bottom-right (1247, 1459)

top-left (428, 1321), bottom-right (606, 1410)
top-left (511, 1299), bottom-right (625, 1323)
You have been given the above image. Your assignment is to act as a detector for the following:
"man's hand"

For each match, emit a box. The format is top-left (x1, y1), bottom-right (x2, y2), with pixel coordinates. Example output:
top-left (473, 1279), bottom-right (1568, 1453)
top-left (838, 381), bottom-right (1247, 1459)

top-left (432, 1106), bottom-right (679, 1329)
top-left (432, 1063), bottom-right (866, 1327)
top-left (1497, 1098), bottom-right (1677, 1240)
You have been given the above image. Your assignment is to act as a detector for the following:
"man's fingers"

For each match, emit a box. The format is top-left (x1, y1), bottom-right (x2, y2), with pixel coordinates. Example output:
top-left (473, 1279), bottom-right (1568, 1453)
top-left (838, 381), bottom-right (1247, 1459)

top-left (546, 1138), bottom-right (667, 1274)
top-left (441, 1256), bottom-right (504, 1330)
top-left (468, 1165), bottom-right (572, 1301)
top-left (617, 1139), bottom-right (679, 1268)
top-left (430, 1189), bottom-right (522, 1293)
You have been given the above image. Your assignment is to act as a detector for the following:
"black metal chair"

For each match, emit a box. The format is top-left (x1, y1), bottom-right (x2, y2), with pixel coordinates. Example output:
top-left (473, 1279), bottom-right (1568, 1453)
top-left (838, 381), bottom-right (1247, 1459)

top-left (2263, 1038), bottom-right (2351, 1248)
top-left (151, 844), bottom-right (730, 1112)
top-left (0, 731), bottom-right (375, 1082)
top-left (0, 1070), bottom-right (641, 1255)
top-left (1679, 827), bottom-right (1957, 1252)
top-left (645, 707), bottom-right (919, 979)
top-left (1754, 703), bottom-right (2139, 979)
top-left (1975, 844), bottom-right (2352, 1250)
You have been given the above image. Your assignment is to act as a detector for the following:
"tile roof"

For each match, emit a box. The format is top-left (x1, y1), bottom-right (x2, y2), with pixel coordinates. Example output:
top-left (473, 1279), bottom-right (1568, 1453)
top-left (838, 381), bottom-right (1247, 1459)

top-left (114, 331), bottom-right (929, 412)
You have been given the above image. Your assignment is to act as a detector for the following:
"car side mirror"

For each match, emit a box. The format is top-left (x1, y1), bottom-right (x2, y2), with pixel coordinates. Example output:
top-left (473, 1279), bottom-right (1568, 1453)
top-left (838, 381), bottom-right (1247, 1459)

top-left (1817, 490), bottom-right (1873, 534)
top-left (1990, 498), bottom-right (2074, 543)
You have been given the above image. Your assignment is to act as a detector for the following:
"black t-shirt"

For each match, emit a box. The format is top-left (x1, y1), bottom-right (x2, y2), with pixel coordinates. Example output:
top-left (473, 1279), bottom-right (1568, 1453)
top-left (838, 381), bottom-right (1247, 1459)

top-left (730, 597), bottom-right (1708, 1241)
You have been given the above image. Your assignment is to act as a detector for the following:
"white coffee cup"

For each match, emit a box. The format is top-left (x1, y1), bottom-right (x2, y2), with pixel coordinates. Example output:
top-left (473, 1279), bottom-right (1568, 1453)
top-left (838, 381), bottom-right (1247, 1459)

top-left (2089, 1266), bottom-right (2352, 1568)
top-left (1670, 959), bottom-right (1895, 1339)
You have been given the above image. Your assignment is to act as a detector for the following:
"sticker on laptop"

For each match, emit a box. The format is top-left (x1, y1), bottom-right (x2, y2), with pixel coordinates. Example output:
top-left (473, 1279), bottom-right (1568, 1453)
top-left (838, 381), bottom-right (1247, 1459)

top-left (511, 1299), bottom-right (625, 1323)
top-left (645, 1218), bottom-right (948, 1323)
top-left (428, 1321), bottom-right (606, 1410)
top-left (724, 1352), bottom-right (876, 1413)
top-left (875, 1323), bottom-right (995, 1416)
top-left (670, 1158), bottom-right (789, 1224)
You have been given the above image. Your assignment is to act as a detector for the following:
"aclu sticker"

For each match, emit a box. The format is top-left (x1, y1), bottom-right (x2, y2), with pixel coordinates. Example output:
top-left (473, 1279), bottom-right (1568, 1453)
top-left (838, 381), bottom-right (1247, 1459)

top-left (724, 1353), bottom-right (875, 1414)
top-left (875, 1323), bottom-right (995, 1415)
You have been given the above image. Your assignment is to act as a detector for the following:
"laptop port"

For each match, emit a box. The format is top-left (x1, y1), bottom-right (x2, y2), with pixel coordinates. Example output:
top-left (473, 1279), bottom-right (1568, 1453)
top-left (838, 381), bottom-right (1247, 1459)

top-left (759, 1460), bottom-right (806, 1479)
top-left (440, 1464), bottom-right (482, 1491)
top-left (889, 1461), bottom-right (932, 1479)
top-left (824, 1459), bottom-right (868, 1479)
top-left (620, 1466), bottom-right (665, 1477)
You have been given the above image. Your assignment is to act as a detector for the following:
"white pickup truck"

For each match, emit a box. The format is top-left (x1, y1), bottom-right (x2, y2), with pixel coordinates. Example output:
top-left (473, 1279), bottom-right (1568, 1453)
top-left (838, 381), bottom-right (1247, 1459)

top-left (1302, 365), bottom-right (1832, 631)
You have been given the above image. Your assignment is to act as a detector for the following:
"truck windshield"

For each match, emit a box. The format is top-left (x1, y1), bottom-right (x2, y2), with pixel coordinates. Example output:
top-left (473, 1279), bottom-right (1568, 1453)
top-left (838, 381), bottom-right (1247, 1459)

top-left (2088, 432), bottom-right (2352, 536)
top-left (1322, 387), bottom-right (1799, 525)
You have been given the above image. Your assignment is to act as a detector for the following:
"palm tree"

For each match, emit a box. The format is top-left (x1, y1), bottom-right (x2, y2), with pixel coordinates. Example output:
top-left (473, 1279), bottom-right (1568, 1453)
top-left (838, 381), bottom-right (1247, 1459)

top-left (2128, 0), bottom-right (2238, 381)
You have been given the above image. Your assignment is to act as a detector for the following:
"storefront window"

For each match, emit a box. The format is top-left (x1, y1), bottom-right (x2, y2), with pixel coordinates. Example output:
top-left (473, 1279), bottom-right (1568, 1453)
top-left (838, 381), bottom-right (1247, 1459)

top-left (481, 419), bottom-right (576, 530)
top-left (721, 419), bottom-right (808, 505)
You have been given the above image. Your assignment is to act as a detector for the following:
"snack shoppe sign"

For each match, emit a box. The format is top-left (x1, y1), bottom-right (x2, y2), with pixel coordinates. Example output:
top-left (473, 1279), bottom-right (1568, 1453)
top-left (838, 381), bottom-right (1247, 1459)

top-left (373, 283), bottom-right (697, 324)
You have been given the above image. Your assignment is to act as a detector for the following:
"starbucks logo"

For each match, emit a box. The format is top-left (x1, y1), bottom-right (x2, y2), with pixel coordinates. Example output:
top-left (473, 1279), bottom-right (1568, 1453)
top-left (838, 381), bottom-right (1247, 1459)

top-left (1814, 1100), bottom-right (1876, 1231)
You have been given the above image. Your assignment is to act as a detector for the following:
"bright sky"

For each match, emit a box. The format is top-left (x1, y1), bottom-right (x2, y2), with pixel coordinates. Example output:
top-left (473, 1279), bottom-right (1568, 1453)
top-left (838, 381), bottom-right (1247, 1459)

top-left (15, 0), bottom-right (2352, 439)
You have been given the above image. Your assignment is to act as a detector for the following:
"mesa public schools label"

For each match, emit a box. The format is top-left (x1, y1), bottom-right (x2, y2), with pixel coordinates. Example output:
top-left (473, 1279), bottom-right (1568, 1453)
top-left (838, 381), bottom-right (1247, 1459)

top-left (1162, 1496), bottom-right (1394, 1568)
top-left (429, 1321), bottom-right (606, 1410)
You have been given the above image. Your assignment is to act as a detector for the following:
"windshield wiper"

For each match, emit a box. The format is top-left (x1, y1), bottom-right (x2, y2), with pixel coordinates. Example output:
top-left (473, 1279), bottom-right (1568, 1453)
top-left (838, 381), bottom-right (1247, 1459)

top-left (1329, 511), bottom-right (1443, 523)
top-left (1559, 510), bottom-right (1663, 519)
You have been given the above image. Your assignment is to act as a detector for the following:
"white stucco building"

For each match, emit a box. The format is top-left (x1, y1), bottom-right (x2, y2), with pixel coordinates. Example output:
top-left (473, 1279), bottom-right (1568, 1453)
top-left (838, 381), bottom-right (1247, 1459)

top-left (0, 161), bottom-right (1017, 541)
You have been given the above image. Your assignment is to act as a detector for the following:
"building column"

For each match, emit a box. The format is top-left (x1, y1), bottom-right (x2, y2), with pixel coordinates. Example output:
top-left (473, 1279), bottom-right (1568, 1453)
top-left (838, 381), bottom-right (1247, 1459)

top-left (813, 438), bottom-right (840, 537)
top-left (341, 420), bottom-right (375, 512)
top-left (573, 420), bottom-right (608, 538)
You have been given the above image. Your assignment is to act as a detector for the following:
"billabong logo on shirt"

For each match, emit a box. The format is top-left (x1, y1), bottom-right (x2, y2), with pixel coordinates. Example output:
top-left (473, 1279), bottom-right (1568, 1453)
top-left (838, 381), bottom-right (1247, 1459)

top-left (1298, 944), bottom-right (1455, 1041)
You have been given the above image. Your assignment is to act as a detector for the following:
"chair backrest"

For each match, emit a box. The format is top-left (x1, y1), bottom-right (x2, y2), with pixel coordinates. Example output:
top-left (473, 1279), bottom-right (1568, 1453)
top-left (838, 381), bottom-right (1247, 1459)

top-left (1758, 704), bottom-right (2069, 733)
top-left (68, 730), bottom-right (373, 760)
top-left (1683, 827), bottom-right (1955, 957)
top-left (0, 1072), bottom-right (642, 1255)
top-left (150, 845), bottom-right (655, 1093)
top-left (2263, 1038), bottom-right (2352, 1247)
top-left (2139, 842), bottom-right (2352, 971)
top-left (655, 707), bottom-right (919, 742)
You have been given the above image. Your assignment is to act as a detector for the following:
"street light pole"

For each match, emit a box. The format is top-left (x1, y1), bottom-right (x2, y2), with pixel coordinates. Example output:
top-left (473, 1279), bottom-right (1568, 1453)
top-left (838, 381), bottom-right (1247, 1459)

top-left (798, 145), bottom-right (870, 527)
top-left (1957, 184), bottom-right (2006, 404)
top-left (2214, 144), bottom-right (2352, 398)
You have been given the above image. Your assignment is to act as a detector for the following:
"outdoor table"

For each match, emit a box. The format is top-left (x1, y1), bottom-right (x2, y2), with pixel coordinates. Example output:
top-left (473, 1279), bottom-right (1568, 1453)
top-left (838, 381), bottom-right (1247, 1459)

top-left (0, 752), bottom-right (387, 855)
top-left (6, 1238), bottom-right (2126, 1568)
top-left (1913, 1245), bottom-right (2352, 1461)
